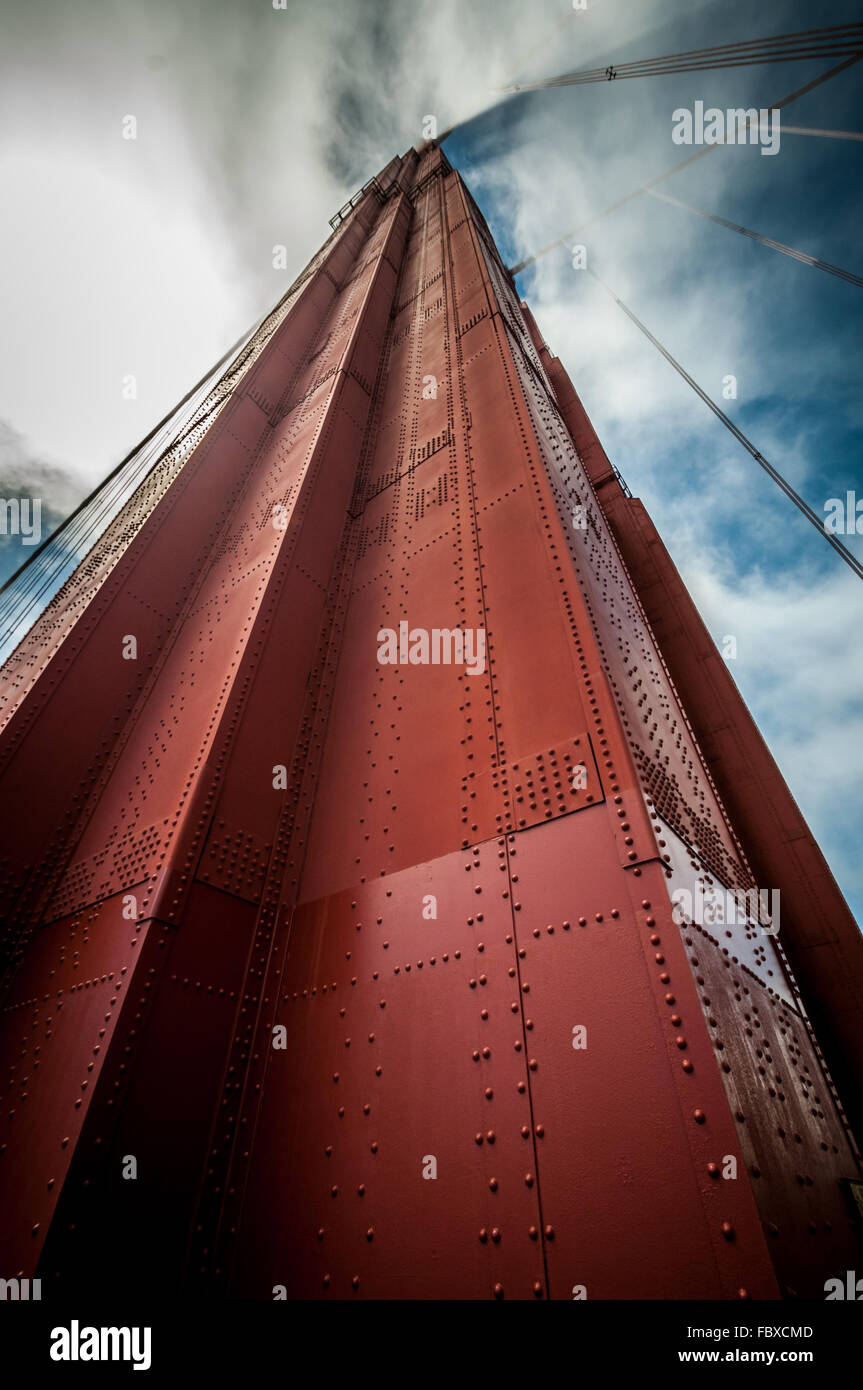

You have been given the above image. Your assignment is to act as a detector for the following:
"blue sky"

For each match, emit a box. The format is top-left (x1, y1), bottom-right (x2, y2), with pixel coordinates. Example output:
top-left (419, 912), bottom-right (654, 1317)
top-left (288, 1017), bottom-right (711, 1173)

top-left (1, 0), bottom-right (860, 921)
top-left (447, 0), bottom-right (863, 921)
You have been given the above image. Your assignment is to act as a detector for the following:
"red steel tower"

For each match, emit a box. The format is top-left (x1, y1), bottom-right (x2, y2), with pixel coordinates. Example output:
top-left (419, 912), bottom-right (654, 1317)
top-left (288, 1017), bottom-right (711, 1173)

top-left (0, 143), bottom-right (861, 1301)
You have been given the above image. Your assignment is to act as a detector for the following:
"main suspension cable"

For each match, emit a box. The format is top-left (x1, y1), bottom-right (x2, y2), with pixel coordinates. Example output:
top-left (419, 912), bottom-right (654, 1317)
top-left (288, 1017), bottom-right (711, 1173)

top-left (508, 53), bottom-right (863, 273)
top-left (501, 22), bottom-right (863, 92)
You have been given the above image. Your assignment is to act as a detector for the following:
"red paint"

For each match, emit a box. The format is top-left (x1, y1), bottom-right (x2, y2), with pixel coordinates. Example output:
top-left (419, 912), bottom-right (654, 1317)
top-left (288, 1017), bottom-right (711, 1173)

top-left (0, 144), bottom-right (859, 1300)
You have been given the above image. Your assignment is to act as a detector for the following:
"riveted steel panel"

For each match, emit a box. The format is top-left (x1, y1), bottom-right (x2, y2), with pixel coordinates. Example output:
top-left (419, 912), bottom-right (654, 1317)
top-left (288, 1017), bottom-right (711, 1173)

top-left (0, 890), bottom-right (137, 1275)
top-left (497, 814), bottom-right (778, 1299)
top-left (0, 140), bottom-right (859, 1306)
top-left (229, 841), bottom-right (546, 1300)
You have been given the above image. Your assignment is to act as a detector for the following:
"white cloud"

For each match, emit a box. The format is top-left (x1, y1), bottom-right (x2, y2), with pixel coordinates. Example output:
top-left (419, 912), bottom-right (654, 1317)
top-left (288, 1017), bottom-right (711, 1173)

top-left (0, 0), bottom-right (859, 920)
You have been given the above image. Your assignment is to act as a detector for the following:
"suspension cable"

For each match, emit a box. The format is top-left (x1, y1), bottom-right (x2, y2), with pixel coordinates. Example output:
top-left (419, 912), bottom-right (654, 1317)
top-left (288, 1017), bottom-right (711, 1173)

top-left (501, 22), bottom-right (863, 92)
top-left (585, 265), bottom-right (863, 582)
top-left (0, 277), bottom-right (308, 660)
top-left (643, 187), bottom-right (863, 288)
top-left (781, 124), bottom-right (863, 141)
top-left (0, 325), bottom-right (252, 600)
top-left (508, 52), bottom-right (863, 273)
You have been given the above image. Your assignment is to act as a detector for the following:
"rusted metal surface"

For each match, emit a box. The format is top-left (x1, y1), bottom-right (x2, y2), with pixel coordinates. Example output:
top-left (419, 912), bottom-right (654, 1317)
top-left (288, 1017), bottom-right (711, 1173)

top-left (0, 143), bottom-right (859, 1301)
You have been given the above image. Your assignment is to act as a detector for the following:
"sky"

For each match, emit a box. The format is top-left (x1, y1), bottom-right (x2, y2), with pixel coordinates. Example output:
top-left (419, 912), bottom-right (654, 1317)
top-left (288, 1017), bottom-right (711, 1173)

top-left (0, 0), bottom-right (861, 921)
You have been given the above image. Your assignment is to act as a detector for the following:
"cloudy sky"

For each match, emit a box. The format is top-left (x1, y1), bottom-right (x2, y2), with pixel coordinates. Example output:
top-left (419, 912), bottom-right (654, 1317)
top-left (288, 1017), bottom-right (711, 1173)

top-left (1, 0), bottom-right (861, 920)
